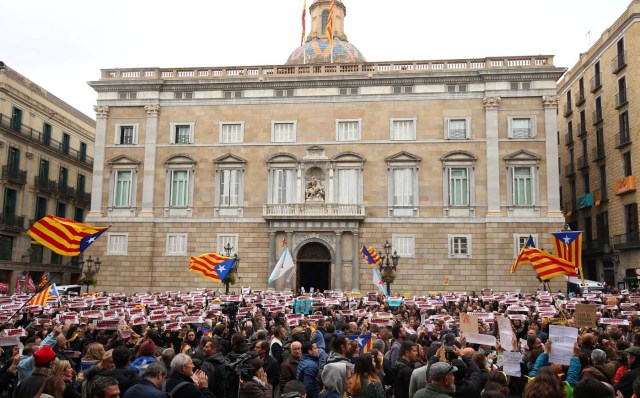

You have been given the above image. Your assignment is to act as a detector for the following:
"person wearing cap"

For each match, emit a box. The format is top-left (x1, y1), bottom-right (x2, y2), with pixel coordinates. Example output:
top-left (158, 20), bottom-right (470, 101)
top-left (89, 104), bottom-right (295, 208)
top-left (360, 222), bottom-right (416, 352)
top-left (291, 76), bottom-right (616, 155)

top-left (614, 346), bottom-right (640, 398)
top-left (14, 345), bottom-right (58, 398)
top-left (413, 361), bottom-right (458, 398)
top-left (130, 339), bottom-right (159, 374)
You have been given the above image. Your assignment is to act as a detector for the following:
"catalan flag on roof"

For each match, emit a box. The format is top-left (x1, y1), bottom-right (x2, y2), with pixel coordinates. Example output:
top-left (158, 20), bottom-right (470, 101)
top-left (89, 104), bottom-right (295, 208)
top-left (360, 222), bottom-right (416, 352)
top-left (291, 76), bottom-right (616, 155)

top-left (301, 0), bottom-right (307, 46)
top-left (326, 0), bottom-right (334, 43)
top-left (28, 216), bottom-right (108, 257)
top-left (189, 253), bottom-right (234, 283)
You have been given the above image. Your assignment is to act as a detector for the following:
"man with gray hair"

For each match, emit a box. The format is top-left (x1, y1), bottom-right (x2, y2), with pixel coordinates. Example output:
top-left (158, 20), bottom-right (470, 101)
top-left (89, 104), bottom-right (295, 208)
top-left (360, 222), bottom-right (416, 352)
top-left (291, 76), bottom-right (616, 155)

top-left (580, 348), bottom-right (621, 383)
top-left (123, 362), bottom-right (168, 398)
top-left (162, 353), bottom-right (214, 398)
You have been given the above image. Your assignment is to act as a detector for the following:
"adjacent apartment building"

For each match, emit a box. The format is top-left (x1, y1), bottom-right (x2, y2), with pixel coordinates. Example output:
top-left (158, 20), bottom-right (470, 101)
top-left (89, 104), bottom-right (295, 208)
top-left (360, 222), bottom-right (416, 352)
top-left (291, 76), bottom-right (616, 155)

top-left (558, 0), bottom-right (640, 290)
top-left (86, 0), bottom-right (567, 294)
top-left (0, 62), bottom-right (95, 291)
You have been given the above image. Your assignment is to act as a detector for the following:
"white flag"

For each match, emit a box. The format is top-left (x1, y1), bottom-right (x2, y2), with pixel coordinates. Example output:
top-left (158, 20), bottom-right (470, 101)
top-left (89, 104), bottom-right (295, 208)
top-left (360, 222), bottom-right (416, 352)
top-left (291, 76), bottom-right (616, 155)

top-left (372, 268), bottom-right (388, 296)
top-left (268, 247), bottom-right (295, 284)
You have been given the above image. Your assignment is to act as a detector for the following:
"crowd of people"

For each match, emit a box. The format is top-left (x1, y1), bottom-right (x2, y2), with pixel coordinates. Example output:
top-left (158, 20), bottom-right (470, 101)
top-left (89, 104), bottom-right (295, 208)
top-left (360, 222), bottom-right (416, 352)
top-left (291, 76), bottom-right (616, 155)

top-left (0, 285), bottom-right (638, 398)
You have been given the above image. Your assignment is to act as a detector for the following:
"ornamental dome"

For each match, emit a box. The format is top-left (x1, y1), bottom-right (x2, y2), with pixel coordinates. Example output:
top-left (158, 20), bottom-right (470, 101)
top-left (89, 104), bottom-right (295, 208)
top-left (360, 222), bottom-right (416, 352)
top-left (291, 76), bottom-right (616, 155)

top-left (286, 0), bottom-right (366, 65)
top-left (286, 38), bottom-right (366, 65)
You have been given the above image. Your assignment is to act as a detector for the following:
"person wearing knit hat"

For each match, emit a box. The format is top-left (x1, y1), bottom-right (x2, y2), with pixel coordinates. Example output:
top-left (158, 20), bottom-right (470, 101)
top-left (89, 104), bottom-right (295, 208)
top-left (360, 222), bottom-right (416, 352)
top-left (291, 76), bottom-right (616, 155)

top-left (14, 345), bottom-right (58, 398)
top-left (130, 339), bottom-right (159, 374)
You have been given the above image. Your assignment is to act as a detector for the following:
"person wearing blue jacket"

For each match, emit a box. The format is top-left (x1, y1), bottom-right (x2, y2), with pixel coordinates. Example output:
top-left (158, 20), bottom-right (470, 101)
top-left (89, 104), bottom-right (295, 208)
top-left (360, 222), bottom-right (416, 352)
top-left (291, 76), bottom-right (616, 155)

top-left (296, 340), bottom-right (320, 398)
top-left (528, 340), bottom-right (581, 398)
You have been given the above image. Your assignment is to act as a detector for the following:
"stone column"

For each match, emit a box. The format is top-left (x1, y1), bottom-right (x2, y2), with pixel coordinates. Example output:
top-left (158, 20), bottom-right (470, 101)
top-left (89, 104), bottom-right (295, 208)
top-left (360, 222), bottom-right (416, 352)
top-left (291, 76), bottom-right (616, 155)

top-left (484, 97), bottom-right (501, 216)
top-left (284, 231), bottom-right (293, 291)
top-left (334, 231), bottom-right (343, 291)
top-left (351, 231), bottom-right (360, 291)
top-left (140, 105), bottom-right (160, 217)
top-left (543, 96), bottom-right (562, 215)
top-left (88, 105), bottom-right (109, 218)
top-left (268, 232), bottom-right (276, 290)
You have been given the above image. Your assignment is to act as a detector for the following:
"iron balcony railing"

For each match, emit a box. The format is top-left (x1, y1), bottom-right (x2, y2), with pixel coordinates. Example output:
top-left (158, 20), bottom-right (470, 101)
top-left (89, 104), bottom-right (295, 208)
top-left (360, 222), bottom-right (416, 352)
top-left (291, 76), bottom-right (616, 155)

top-left (0, 213), bottom-right (25, 230)
top-left (616, 128), bottom-right (632, 148)
top-left (1, 165), bottom-right (27, 185)
top-left (612, 51), bottom-right (627, 74)
top-left (590, 75), bottom-right (602, 92)
top-left (0, 114), bottom-right (93, 167)
top-left (592, 145), bottom-right (605, 162)
top-left (34, 176), bottom-right (58, 194)
top-left (612, 232), bottom-right (640, 250)
top-left (57, 184), bottom-right (75, 198)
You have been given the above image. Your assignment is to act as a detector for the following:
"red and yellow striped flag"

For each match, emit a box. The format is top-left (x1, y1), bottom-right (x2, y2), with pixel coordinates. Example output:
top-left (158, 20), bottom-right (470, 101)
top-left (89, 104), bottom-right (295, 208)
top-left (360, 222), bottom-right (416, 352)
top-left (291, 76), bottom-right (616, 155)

top-left (28, 216), bottom-right (108, 256)
top-left (326, 0), bottom-right (334, 43)
top-left (517, 248), bottom-right (578, 280)
top-left (29, 284), bottom-right (59, 306)
top-left (189, 253), bottom-right (234, 283)
top-left (301, 0), bottom-right (307, 46)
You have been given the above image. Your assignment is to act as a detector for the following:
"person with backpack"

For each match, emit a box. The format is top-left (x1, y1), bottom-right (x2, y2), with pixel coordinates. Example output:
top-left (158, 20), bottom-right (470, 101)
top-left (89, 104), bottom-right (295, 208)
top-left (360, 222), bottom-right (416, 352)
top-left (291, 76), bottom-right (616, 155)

top-left (122, 362), bottom-right (167, 398)
top-left (162, 353), bottom-right (213, 398)
top-left (201, 339), bottom-right (230, 398)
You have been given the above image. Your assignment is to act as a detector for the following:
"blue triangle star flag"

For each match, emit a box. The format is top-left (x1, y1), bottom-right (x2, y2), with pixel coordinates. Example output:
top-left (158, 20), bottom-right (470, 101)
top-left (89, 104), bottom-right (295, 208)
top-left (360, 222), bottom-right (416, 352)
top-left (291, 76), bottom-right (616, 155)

top-left (347, 334), bottom-right (372, 354)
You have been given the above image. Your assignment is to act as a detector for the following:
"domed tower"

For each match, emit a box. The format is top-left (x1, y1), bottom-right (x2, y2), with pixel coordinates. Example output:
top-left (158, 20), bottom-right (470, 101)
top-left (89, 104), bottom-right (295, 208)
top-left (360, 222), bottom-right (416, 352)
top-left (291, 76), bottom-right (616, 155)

top-left (286, 0), bottom-right (366, 65)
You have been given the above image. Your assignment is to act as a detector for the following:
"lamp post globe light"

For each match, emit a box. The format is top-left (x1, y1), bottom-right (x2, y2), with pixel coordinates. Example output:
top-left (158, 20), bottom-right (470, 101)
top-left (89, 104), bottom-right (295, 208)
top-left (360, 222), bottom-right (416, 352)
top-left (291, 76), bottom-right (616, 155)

top-left (79, 255), bottom-right (102, 294)
top-left (222, 242), bottom-right (240, 294)
top-left (378, 240), bottom-right (400, 295)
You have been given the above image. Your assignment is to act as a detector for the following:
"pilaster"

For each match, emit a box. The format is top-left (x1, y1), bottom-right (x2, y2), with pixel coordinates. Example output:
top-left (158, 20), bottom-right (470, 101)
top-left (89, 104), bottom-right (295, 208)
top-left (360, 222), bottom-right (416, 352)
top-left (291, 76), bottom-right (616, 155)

top-left (334, 231), bottom-right (342, 291)
top-left (351, 231), bottom-right (359, 291)
top-left (268, 232), bottom-right (276, 289)
top-left (484, 97), bottom-right (501, 216)
top-left (542, 96), bottom-right (562, 216)
top-left (140, 105), bottom-right (160, 217)
top-left (88, 105), bottom-right (109, 218)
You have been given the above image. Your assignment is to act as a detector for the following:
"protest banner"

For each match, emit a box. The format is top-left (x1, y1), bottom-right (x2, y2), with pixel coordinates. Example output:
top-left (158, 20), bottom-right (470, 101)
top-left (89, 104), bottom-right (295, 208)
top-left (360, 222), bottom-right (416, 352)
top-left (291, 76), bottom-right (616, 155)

top-left (573, 304), bottom-right (598, 328)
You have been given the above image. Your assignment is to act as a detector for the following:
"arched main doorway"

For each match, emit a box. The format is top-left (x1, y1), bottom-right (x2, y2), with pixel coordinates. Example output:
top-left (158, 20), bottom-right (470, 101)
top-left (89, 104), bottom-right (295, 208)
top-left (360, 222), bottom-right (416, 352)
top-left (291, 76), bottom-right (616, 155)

top-left (296, 242), bottom-right (331, 293)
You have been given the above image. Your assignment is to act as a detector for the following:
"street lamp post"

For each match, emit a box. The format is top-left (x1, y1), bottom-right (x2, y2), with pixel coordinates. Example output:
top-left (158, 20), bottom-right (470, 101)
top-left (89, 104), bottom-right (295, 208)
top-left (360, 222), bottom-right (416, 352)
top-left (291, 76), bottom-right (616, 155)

top-left (79, 255), bottom-right (102, 294)
top-left (378, 240), bottom-right (400, 295)
top-left (222, 243), bottom-right (240, 295)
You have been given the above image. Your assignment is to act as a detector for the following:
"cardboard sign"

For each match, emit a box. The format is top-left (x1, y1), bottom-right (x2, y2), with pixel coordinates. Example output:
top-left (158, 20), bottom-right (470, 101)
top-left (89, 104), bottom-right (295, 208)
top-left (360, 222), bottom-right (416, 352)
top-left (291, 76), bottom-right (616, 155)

top-left (574, 304), bottom-right (598, 328)
top-left (460, 314), bottom-right (479, 334)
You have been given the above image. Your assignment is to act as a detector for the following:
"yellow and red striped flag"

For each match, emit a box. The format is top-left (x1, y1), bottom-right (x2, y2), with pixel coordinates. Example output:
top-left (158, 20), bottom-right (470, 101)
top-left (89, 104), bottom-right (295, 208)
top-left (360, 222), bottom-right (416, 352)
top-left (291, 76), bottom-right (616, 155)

top-left (301, 0), bottom-right (307, 46)
top-left (326, 0), bottom-right (334, 43)
top-left (514, 248), bottom-right (578, 280)
top-left (29, 284), bottom-right (59, 306)
top-left (189, 253), bottom-right (234, 283)
top-left (551, 231), bottom-right (583, 283)
top-left (360, 246), bottom-right (381, 266)
top-left (28, 216), bottom-right (108, 257)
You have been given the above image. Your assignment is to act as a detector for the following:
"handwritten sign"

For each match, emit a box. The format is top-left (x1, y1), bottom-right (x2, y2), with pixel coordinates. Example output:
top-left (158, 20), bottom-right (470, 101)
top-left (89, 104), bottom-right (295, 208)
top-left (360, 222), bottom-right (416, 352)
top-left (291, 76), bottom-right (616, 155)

top-left (460, 314), bottom-right (479, 334)
top-left (573, 304), bottom-right (597, 328)
top-left (94, 319), bottom-right (122, 330)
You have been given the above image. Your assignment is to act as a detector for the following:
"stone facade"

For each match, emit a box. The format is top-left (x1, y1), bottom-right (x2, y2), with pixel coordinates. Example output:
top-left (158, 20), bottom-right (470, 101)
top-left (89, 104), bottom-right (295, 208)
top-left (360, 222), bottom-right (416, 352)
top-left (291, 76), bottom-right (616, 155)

top-left (0, 62), bottom-right (95, 290)
top-left (86, 1), bottom-right (567, 295)
top-left (557, 0), bottom-right (640, 289)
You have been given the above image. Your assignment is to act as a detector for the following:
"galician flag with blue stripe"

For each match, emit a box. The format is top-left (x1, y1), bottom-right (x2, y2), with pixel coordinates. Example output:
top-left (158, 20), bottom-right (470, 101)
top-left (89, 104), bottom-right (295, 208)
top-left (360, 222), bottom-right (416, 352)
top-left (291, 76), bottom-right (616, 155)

top-left (268, 246), bottom-right (295, 284)
top-left (373, 268), bottom-right (388, 296)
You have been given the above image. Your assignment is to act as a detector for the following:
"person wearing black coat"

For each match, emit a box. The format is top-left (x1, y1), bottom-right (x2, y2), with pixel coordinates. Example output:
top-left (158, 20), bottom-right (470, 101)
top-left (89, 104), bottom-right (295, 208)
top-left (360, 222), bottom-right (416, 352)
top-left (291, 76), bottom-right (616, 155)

top-left (390, 341), bottom-right (418, 398)
top-left (256, 340), bottom-right (281, 392)
top-left (614, 346), bottom-right (640, 398)
top-left (162, 354), bottom-right (214, 398)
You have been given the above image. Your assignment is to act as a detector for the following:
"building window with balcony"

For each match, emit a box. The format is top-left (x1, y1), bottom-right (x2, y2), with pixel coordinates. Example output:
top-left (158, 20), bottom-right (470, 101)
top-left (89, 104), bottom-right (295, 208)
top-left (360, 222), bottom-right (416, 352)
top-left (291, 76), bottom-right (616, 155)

top-left (164, 155), bottom-right (196, 216)
top-left (336, 119), bottom-right (361, 141)
top-left (170, 122), bottom-right (195, 144)
top-left (35, 197), bottom-right (47, 221)
top-left (617, 77), bottom-right (628, 108)
top-left (591, 61), bottom-right (601, 92)
top-left (219, 122), bottom-right (244, 143)
top-left (441, 151), bottom-right (476, 216)
top-left (10, 107), bottom-right (22, 132)
top-left (565, 89), bottom-right (572, 116)
top-left (214, 154), bottom-right (246, 217)
top-left (166, 233), bottom-right (187, 256)
top-left (61, 133), bottom-right (70, 155)
top-left (270, 169), bottom-right (296, 204)
top-left (6, 146), bottom-right (20, 173)
top-left (392, 234), bottom-right (415, 257)
top-left (217, 233), bottom-right (238, 254)
top-left (115, 124), bottom-right (138, 145)
top-left (625, 203), bottom-right (638, 242)
top-left (579, 111), bottom-right (587, 136)
top-left (619, 111), bottom-right (630, 147)
top-left (271, 122), bottom-right (296, 143)
top-left (42, 123), bottom-right (52, 145)
top-left (113, 170), bottom-right (134, 208)
top-left (332, 152), bottom-right (365, 205)
top-left (449, 235), bottom-right (471, 258)
top-left (386, 152), bottom-right (420, 217)
top-left (390, 118), bottom-right (416, 141)
top-left (598, 164), bottom-right (607, 203)
top-left (623, 152), bottom-right (632, 177)
top-left (445, 117), bottom-right (470, 139)
top-left (107, 233), bottom-right (128, 255)
top-left (513, 234), bottom-right (538, 258)
top-left (74, 207), bottom-right (83, 222)
top-left (79, 142), bottom-right (87, 162)
top-left (508, 117), bottom-right (535, 138)
top-left (613, 38), bottom-right (626, 73)
top-left (577, 78), bottom-right (585, 104)
top-left (505, 150), bottom-right (540, 211)
top-left (594, 97), bottom-right (603, 124)
top-left (56, 202), bottom-right (66, 218)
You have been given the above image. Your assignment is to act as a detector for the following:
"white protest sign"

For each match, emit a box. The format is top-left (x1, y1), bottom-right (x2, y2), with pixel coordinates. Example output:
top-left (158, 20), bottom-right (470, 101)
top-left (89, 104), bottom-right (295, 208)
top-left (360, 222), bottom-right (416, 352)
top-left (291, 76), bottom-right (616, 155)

top-left (503, 351), bottom-right (522, 377)
top-left (548, 325), bottom-right (578, 366)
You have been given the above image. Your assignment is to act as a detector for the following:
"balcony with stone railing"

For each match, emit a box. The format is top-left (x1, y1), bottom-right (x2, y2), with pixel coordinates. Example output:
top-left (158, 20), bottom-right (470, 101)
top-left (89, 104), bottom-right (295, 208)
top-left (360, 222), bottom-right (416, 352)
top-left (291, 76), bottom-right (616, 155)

top-left (1, 165), bottom-right (27, 186)
top-left (98, 56), bottom-right (556, 81)
top-left (263, 203), bottom-right (366, 220)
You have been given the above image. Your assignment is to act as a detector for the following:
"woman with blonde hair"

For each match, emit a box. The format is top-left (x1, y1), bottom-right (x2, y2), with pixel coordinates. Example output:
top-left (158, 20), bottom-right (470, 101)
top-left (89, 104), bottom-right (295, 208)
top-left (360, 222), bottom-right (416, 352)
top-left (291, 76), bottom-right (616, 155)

top-left (81, 342), bottom-right (104, 371)
top-left (51, 360), bottom-right (81, 398)
top-left (35, 376), bottom-right (66, 398)
top-left (348, 353), bottom-right (385, 398)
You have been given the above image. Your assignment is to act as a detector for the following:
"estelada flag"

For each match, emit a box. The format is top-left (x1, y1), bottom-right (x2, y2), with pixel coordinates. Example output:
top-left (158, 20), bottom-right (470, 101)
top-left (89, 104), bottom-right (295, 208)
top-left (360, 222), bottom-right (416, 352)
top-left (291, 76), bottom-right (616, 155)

top-left (29, 284), bottom-right (59, 306)
top-left (360, 246), bottom-right (381, 266)
top-left (551, 231), bottom-right (583, 279)
top-left (28, 216), bottom-right (108, 256)
top-left (510, 235), bottom-right (536, 273)
top-left (189, 253), bottom-right (234, 283)
top-left (347, 334), bottom-right (372, 354)
top-left (517, 248), bottom-right (578, 281)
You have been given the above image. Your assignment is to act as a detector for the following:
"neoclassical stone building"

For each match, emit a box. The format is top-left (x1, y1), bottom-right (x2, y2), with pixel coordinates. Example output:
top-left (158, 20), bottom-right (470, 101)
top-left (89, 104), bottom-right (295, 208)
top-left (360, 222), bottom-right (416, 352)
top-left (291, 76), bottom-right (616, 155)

top-left (86, 0), bottom-right (567, 294)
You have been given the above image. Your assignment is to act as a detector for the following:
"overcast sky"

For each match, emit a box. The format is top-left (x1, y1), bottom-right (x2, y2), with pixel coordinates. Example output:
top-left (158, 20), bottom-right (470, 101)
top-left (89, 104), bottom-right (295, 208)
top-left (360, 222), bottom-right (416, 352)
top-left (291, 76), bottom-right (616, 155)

top-left (0, 0), bottom-right (632, 119)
